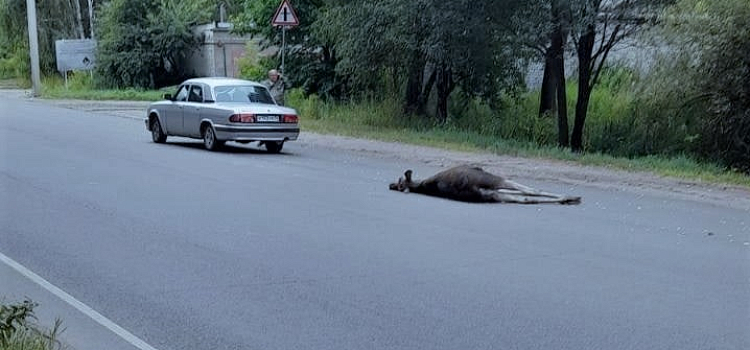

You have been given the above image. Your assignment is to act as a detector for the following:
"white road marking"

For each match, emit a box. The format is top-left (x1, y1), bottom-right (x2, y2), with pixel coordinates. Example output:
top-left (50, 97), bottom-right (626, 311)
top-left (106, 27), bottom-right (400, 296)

top-left (0, 251), bottom-right (160, 350)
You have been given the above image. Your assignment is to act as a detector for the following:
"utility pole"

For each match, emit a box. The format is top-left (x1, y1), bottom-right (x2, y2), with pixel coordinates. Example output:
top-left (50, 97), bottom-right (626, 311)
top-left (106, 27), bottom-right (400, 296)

top-left (26, 0), bottom-right (42, 97)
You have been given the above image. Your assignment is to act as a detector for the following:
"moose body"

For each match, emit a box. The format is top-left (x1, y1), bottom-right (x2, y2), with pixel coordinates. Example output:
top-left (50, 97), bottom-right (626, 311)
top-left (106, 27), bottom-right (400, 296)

top-left (389, 165), bottom-right (581, 205)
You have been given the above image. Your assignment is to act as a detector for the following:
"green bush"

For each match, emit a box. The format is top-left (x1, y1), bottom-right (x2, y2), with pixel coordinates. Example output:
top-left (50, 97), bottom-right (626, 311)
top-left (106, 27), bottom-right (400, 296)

top-left (0, 299), bottom-right (64, 350)
top-left (0, 45), bottom-right (29, 80)
top-left (236, 48), bottom-right (276, 82)
top-left (623, 0), bottom-right (750, 172)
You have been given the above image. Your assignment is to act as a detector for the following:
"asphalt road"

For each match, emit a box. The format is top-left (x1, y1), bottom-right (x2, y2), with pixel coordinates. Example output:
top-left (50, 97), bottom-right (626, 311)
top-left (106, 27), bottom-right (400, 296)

top-left (1, 94), bottom-right (749, 350)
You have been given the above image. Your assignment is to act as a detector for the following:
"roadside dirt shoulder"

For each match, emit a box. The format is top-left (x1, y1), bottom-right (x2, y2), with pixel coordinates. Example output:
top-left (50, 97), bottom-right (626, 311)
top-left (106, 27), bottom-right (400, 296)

top-left (8, 91), bottom-right (750, 211)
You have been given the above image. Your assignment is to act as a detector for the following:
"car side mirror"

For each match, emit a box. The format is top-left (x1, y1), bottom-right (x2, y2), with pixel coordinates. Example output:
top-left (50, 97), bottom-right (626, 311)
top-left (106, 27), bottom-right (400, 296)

top-left (164, 93), bottom-right (173, 101)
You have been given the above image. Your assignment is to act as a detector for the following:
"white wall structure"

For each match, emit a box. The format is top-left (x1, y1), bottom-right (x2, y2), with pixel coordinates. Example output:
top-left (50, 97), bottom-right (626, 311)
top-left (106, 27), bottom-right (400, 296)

top-left (186, 22), bottom-right (258, 78)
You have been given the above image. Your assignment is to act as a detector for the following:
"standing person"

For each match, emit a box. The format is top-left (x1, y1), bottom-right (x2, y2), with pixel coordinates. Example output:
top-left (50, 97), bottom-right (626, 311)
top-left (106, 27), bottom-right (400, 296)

top-left (263, 69), bottom-right (287, 106)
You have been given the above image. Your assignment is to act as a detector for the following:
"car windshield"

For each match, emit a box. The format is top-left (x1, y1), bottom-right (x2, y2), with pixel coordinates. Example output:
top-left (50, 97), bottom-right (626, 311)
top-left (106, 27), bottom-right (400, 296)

top-left (213, 85), bottom-right (276, 104)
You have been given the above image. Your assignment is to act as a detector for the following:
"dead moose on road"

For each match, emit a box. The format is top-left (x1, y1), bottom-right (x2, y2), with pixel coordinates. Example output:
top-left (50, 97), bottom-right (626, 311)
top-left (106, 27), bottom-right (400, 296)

top-left (389, 165), bottom-right (581, 204)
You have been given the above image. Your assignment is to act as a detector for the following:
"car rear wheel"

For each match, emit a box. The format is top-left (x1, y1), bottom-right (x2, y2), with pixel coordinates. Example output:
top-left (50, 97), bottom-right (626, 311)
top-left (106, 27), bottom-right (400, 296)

top-left (151, 118), bottom-right (167, 143)
top-left (265, 141), bottom-right (284, 153)
top-left (202, 125), bottom-right (224, 151)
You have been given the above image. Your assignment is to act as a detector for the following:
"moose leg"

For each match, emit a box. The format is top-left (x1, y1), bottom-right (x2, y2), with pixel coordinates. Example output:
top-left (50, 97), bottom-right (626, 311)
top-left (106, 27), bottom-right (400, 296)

top-left (485, 188), bottom-right (581, 205)
top-left (502, 180), bottom-right (576, 199)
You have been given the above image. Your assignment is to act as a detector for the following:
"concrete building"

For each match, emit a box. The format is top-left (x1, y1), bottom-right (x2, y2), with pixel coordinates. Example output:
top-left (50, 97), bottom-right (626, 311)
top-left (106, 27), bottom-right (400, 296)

top-left (185, 22), bottom-right (258, 78)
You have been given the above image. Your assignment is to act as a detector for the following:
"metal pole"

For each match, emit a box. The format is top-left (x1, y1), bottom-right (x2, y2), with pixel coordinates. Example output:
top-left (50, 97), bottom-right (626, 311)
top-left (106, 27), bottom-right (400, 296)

top-left (280, 26), bottom-right (286, 75)
top-left (26, 0), bottom-right (42, 97)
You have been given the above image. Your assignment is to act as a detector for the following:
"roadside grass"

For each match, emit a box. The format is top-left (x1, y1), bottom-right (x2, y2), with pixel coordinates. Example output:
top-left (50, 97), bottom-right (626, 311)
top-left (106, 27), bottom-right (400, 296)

top-left (40, 73), bottom-right (168, 101)
top-left (0, 300), bottom-right (66, 350)
top-left (0, 78), bottom-right (28, 89)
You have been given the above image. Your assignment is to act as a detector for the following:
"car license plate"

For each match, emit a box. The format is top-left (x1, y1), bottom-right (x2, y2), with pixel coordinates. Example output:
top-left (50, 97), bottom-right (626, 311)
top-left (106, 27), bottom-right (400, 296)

top-left (256, 115), bottom-right (280, 122)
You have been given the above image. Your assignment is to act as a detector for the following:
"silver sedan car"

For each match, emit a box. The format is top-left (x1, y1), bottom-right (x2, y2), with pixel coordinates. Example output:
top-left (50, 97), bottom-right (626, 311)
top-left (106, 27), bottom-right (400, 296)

top-left (145, 77), bottom-right (300, 152)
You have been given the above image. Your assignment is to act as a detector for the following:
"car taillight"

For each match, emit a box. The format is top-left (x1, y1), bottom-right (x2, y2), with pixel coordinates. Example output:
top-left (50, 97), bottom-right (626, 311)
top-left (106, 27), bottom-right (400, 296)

top-left (229, 114), bottom-right (255, 123)
top-left (282, 114), bottom-right (298, 123)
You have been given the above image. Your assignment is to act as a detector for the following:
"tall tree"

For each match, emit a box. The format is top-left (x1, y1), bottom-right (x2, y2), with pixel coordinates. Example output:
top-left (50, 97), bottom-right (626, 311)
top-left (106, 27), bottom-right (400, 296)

top-left (336, 0), bottom-right (522, 120)
top-left (509, 0), bottom-right (571, 147)
top-left (568, 0), bottom-right (667, 152)
top-left (334, 0), bottom-right (431, 111)
top-left (95, 0), bottom-right (213, 88)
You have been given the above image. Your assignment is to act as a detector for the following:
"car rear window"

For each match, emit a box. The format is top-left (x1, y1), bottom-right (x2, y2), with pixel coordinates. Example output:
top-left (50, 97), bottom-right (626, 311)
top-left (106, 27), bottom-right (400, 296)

top-left (214, 85), bottom-right (276, 104)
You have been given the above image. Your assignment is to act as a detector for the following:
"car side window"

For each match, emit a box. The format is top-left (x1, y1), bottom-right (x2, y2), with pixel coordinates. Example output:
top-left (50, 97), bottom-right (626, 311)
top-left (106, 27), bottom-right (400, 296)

top-left (188, 85), bottom-right (203, 103)
top-left (174, 85), bottom-right (189, 102)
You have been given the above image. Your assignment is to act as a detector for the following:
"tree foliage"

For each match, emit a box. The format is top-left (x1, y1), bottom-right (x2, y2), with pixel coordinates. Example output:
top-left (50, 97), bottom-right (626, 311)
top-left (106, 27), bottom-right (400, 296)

top-left (0, 0), bottom-right (95, 76)
top-left (239, 0), bottom-right (524, 117)
top-left (231, 0), bottom-right (345, 98)
top-left (654, 0), bottom-right (750, 171)
top-left (95, 0), bottom-right (213, 88)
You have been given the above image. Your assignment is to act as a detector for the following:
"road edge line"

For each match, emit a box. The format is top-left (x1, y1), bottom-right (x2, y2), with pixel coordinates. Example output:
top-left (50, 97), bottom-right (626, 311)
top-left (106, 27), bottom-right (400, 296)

top-left (0, 251), bottom-right (160, 350)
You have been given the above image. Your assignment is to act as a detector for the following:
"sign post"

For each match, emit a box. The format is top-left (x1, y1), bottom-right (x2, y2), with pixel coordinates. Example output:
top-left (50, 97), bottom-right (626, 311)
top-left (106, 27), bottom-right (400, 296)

top-left (271, 0), bottom-right (300, 75)
top-left (55, 39), bottom-right (97, 89)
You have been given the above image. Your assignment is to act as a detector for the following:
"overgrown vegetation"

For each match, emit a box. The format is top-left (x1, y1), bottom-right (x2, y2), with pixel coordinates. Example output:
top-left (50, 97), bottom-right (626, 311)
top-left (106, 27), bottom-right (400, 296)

top-left (41, 72), bottom-right (167, 100)
top-left (95, 0), bottom-right (215, 88)
top-left (649, 0), bottom-right (750, 173)
top-left (0, 0), bottom-right (90, 78)
top-left (0, 300), bottom-right (65, 350)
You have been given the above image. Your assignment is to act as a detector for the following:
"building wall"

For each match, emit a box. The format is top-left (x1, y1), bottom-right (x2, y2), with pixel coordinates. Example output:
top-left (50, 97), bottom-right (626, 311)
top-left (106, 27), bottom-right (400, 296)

top-left (186, 23), bottom-right (258, 79)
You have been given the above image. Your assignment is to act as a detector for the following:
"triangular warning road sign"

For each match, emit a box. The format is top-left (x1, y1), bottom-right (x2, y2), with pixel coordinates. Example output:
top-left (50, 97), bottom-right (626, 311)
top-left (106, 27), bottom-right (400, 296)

top-left (272, 0), bottom-right (299, 27)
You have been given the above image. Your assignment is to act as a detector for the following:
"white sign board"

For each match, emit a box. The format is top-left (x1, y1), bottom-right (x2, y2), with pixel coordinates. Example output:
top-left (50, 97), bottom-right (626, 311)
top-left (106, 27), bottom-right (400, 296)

top-left (272, 0), bottom-right (299, 27)
top-left (55, 39), bottom-right (97, 73)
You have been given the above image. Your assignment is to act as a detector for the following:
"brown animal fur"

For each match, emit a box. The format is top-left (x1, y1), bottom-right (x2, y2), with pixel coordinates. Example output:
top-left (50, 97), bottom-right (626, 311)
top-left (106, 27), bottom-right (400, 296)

top-left (389, 165), bottom-right (581, 204)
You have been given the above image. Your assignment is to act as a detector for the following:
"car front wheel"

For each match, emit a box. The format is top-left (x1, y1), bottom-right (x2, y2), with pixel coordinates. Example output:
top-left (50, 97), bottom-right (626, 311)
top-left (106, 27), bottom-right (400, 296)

top-left (202, 125), bottom-right (224, 151)
top-left (151, 118), bottom-right (167, 143)
top-left (265, 141), bottom-right (284, 153)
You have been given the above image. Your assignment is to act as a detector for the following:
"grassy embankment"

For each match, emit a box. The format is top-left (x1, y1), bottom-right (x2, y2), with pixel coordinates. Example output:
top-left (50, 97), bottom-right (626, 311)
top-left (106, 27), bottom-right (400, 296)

top-left (32, 73), bottom-right (750, 188)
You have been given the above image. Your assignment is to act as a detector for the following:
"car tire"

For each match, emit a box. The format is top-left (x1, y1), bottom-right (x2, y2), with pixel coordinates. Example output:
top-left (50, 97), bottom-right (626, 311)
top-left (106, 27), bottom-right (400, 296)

top-left (151, 118), bottom-right (167, 143)
top-left (265, 141), bottom-right (284, 153)
top-left (202, 125), bottom-right (224, 151)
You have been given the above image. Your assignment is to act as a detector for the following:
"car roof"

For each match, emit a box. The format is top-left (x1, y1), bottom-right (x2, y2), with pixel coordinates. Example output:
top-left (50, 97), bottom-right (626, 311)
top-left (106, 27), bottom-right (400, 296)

top-left (182, 77), bottom-right (264, 88)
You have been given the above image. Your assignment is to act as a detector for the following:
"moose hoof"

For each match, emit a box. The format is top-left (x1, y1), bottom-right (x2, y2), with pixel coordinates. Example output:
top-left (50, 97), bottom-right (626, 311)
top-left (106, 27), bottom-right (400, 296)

top-left (561, 196), bottom-right (582, 205)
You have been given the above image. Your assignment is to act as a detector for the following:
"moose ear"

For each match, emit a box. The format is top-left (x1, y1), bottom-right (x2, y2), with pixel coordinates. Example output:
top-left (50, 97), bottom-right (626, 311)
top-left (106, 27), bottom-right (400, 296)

top-left (404, 170), bottom-right (413, 182)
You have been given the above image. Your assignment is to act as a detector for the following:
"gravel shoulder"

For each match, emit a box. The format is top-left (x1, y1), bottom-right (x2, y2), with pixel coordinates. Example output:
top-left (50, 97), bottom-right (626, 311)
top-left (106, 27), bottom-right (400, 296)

top-left (5, 89), bottom-right (750, 211)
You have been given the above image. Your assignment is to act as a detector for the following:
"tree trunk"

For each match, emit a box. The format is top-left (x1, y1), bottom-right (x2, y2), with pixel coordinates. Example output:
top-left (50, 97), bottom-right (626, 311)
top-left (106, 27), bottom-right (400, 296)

top-left (417, 67), bottom-right (436, 115)
top-left (571, 25), bottom-right (595, 152)
top-left (72, 0), bottom-right (85, 39)
top-left (404, 53), bottom-right (425, 114)
top-left (538, 54), bottom-right (557, 117)
top-left (87, 0), bottom-right (94, 38)
top-left (554, 50), bottom-right (569, 148)
top-left (435, 64), bottom-right (453, 123)
top-left (550, 3), bottom-right (569, 148)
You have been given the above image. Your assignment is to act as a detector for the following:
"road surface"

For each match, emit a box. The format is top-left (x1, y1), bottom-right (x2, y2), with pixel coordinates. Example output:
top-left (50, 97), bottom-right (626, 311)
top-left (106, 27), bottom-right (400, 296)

top-left (1, 93), bottom-right (749, 350)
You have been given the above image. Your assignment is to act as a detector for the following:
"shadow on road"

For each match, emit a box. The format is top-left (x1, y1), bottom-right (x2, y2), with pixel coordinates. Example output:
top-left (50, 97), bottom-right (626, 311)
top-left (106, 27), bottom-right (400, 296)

top-left (157, 141), bottom-right (297, 156)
